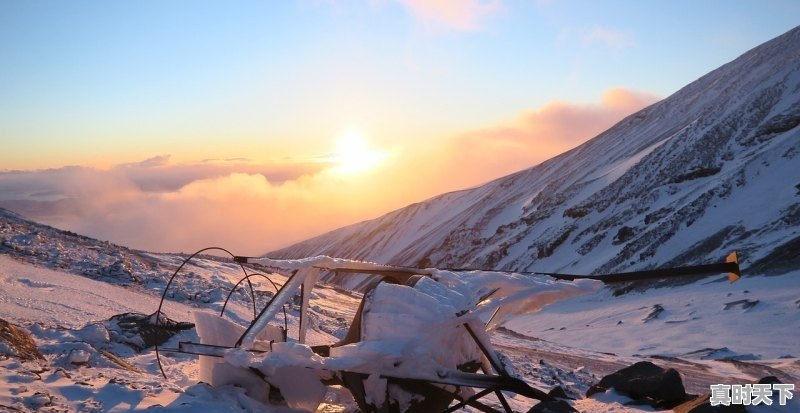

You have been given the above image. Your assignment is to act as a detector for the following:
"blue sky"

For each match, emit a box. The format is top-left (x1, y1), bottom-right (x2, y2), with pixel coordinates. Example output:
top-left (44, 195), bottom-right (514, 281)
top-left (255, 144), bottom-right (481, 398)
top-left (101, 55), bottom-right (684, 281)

top-left (1, 1), bottom-right (798, 169)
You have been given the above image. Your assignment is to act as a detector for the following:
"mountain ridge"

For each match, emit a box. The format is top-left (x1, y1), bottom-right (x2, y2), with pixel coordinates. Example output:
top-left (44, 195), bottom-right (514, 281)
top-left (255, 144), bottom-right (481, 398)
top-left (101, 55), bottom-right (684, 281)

top-left (268, 25), bottom-right (800, 276)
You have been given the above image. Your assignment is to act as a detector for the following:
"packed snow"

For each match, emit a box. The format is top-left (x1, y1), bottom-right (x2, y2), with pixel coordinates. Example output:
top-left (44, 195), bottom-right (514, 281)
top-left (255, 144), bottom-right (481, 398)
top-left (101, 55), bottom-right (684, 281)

top-left (1, 245), bottom-right (798, 412)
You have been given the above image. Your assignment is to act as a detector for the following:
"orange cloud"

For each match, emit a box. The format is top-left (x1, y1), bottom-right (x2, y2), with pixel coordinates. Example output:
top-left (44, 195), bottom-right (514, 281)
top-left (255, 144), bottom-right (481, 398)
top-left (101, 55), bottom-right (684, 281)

top-left (0, 88), bottom-right (659, 255)
top-left (433, 88), bottom-right (660, 187)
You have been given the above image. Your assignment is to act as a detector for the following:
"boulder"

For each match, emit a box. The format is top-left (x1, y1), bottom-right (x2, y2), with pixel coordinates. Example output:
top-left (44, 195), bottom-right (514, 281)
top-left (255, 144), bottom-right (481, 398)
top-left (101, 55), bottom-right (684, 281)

top-left (0, 318), bottom-right (44, 361)
top-left (586, 361), bottom-right (688, 407)
top-left (757, 375), bottom-right (781, 385)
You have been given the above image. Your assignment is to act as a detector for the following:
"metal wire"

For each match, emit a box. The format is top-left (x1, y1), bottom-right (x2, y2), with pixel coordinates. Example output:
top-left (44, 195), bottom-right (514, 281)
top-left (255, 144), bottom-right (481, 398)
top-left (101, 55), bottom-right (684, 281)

top-left (220, 272), bottom-right (288, 334)
top-left (153, 247), bottom-right (257, 379)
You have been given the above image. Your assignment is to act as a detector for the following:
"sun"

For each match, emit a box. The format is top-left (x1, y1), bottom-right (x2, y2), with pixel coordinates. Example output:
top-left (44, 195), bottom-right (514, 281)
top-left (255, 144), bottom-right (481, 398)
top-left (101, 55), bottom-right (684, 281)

top-left (331, 129), bottom-right (385, 174)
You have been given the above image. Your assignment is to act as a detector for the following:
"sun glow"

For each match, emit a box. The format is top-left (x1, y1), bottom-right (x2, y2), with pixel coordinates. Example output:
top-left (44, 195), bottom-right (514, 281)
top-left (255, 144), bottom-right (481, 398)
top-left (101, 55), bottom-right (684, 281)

top-left (331, 129), bottom-right (386, 174)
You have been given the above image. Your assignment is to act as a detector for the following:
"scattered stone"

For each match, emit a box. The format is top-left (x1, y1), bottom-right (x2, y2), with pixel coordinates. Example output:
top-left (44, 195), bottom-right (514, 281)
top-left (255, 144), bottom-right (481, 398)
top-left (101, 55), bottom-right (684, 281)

top-left (26, 392), bottom-right (53, 410)
top-left (643, 304), bottom-right (665, 323)
top-left (68, 349), bottom-right (91, 365)
top-left (527, 399), bottom-right (578, 413)
top-left (586, 361), bottom-right (688, 408)
top-left (0, 319), bottom-right (44, 361)
top-left (83, 259), bottom-right (138, 283)
top-left (105, 312), bottom-right (194, 352)
top-left (723, 299), bottom-right (759, 310)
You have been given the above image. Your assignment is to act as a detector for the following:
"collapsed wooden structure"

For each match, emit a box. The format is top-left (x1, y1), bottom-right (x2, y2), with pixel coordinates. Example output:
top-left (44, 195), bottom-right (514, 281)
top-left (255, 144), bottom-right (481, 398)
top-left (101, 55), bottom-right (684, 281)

top-left (154, 251), bottom-right (740, 412)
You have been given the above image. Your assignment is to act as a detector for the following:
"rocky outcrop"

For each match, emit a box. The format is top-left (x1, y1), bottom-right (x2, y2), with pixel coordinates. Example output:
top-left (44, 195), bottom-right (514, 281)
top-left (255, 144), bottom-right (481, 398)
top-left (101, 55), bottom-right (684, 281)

top-left (586, 361), bottom-right (689, 408)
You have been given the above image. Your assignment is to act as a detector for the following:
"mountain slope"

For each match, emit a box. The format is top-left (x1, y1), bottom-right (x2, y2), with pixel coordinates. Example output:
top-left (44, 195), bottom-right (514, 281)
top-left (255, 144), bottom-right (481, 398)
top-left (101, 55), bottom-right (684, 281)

top-left (269, 26), bottom-right (800, 275)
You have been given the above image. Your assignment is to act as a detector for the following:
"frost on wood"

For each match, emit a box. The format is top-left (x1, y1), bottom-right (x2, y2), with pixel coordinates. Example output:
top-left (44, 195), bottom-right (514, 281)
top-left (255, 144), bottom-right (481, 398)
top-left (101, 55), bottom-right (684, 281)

top-left (0, 319), bottom-right (43, 361)
top-left (185, 256), bottom-right (601, 412)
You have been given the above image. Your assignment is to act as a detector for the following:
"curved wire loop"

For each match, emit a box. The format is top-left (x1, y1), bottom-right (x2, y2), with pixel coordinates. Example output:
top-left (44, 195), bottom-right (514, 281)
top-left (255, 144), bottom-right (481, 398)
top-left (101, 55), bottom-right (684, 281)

top-left (220, 272), bottom-right (287, 334)
top-left (154, 247), bottom-right (257, 379)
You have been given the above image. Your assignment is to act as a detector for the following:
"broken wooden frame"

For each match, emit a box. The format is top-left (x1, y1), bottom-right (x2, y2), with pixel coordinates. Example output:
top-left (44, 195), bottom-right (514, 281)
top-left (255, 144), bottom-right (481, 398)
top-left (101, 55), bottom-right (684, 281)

top-left (154, 251), bottom-right (740, 413)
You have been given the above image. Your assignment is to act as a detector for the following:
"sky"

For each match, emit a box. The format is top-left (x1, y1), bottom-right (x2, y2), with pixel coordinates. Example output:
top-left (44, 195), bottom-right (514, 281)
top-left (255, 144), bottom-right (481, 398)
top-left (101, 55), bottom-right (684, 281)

top-left (1, 1), bottom-right (798, 254)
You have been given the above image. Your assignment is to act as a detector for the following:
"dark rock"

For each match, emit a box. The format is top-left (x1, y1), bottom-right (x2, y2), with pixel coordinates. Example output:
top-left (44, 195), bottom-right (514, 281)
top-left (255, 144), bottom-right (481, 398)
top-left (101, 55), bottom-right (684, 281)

top-left (612, 226), bottom-right (636, 245)
top-left (105, 312), bottom-right (194, 351)
top-left (0, 318), bottom-right (44, 361)
top-left (586, 361), bottom-right (688, 407)
top-left (723, 299), bottom-right (759, 310)
top-left (537, 230), bottom-right (572, 259)
top-left (586, 384), bottom-right (606, 397)
top-left (673, 394), bottom-right (747, 413)
top-left (643, 304), bottom-right (665, 323)
top-left (527, 399), bottom-right (578, 413)
top-left (547, 386), bottom-right (570, 400)
top-left (670, 166), bottom-right (722, 184)
top-left (757, 375), bottom-right (781, 384)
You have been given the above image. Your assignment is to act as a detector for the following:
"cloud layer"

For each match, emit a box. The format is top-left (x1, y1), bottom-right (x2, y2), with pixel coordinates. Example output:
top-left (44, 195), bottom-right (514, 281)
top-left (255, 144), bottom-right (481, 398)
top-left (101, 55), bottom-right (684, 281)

top-left (0, 88), bottom-right (659, 255)
top-left (433, 88), bottom-right (660, 188)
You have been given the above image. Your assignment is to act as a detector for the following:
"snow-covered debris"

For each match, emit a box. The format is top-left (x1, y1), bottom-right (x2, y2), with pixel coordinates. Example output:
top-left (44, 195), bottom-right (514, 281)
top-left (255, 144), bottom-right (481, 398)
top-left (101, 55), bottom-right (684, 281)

top-left (67, 348), bottom-right (91, 365)
top-left (185, 256), bottom-right (601, 411)
top-left (106, 312), bottom-right (195, 351)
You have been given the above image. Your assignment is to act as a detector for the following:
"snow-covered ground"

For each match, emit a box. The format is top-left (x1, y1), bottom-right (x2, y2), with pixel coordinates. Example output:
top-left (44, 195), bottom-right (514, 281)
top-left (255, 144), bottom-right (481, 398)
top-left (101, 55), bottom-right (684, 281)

top-left (0, 251), bottom-right (352, 412)
top-left (1, 248), bottom-right (798, 412)
top-left (505, 271), bottom-right (800, 360)
top-left (2, 175), bottom-right (799, 413)
top-left (0, 255), bottom-right (196, 328)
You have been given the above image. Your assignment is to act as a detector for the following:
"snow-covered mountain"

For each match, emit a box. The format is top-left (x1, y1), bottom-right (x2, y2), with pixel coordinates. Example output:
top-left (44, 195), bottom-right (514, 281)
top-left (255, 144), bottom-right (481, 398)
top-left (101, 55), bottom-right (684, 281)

top-left (270, 26), bottom-right (800, 277)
